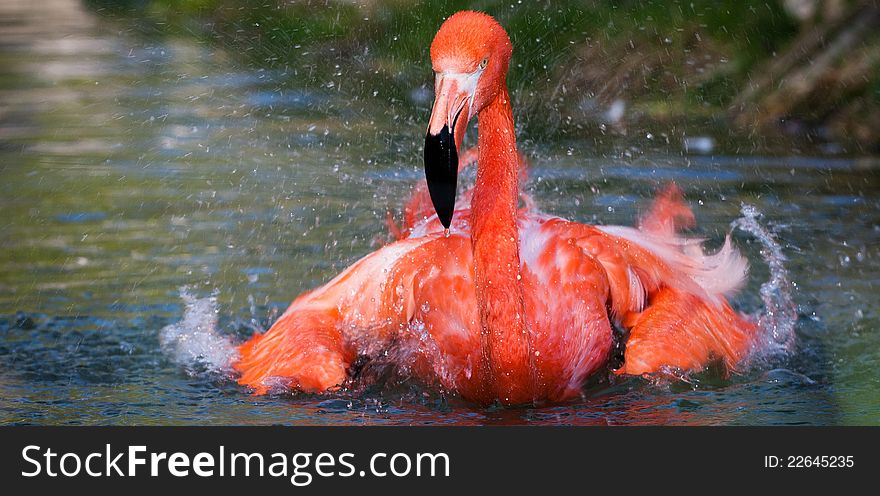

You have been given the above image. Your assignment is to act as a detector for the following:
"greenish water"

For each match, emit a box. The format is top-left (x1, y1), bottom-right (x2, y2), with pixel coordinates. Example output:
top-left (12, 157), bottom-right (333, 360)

top-left (1, 1), bottom-right (879, 425)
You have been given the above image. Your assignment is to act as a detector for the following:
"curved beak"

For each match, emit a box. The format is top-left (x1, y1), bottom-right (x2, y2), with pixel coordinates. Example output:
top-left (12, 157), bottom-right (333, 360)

top-left (424, 72), bottom-right (477, 229)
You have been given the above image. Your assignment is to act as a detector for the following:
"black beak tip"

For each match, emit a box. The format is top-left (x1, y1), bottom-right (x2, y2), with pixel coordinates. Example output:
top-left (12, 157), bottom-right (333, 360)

top-left (423, 125), bottom-right (458, 230)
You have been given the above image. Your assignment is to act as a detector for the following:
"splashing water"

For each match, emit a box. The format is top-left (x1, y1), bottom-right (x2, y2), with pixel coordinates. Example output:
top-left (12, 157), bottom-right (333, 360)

top-left (730, 204), bottom-right (798, 361)
top-left (159, 287), bottom-right (239, 375)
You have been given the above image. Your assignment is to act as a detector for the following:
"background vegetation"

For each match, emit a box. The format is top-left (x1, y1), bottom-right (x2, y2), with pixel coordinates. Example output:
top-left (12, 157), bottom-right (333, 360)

top-left (85, 0), bottom-right (880, 152)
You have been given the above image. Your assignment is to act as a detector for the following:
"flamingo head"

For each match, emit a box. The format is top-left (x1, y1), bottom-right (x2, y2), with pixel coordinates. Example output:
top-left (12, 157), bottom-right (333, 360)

top-left (424, 11), bottom-right (512, 228)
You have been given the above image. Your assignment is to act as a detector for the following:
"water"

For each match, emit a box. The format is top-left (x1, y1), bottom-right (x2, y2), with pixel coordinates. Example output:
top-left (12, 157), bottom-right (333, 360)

top-left (1, 1), bottom-right (879, 425)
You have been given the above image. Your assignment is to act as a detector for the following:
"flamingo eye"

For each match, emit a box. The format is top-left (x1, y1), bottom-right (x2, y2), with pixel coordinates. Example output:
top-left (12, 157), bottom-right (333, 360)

top-left (479, 58), bottom-right (488, 70)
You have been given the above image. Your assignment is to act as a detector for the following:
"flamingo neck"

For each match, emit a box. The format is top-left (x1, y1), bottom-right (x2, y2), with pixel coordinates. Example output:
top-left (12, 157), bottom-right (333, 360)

top-left (471, 87), bottom-right (532, 403)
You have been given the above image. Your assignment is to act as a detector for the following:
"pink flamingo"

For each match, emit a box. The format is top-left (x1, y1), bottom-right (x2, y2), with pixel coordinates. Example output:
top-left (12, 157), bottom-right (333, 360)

top-left (234, 11), bottom-right (759, 405)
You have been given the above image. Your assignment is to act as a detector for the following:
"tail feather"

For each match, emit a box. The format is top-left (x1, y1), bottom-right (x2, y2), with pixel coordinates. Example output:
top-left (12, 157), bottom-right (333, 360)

top-left (638, 183), bottom-right (695, 237)
top-left (600, 183), bottom-right (748, 304)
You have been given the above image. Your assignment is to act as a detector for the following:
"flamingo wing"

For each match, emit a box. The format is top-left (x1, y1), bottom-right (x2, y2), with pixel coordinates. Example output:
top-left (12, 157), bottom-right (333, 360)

top-left (234, 233), bottom-right (481, 395)
top-left (545, 186), bottom-right (760, 377)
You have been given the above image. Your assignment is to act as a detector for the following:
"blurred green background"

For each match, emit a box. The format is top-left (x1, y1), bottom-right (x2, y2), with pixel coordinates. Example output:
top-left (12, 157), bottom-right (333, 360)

top-left (87, 0), bottom-right (880, 150)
